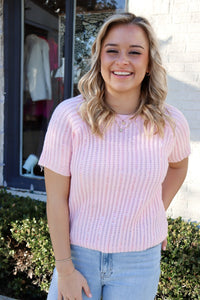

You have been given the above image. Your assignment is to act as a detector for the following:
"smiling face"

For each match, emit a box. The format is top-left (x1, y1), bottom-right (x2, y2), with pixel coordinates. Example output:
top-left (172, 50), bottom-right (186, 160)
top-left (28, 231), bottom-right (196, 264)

top-left (100, 23), bottom-right (149, 100)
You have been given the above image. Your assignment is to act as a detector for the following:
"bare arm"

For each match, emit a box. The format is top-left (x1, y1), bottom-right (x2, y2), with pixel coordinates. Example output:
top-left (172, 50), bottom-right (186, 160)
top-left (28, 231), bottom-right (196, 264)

top-left (44, 168), bottom-right (92, 300)
top-left (162, 157), bottom-right (189, 211)
top-left (161, 157), bottom-right (188, 250)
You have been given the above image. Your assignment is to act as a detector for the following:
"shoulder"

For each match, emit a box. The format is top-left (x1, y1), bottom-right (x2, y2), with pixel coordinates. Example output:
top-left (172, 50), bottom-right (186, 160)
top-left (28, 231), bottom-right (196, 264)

top-left (47, 95), bottom-right (85, 135)
top-left (164, 104), bottom-right (190, 138)
top-left (165, 103), bottom-right (186, 120)
top-left (164, 104), bottom-right (189, 128)
top-left (51, 95), bottom-right (84, 121)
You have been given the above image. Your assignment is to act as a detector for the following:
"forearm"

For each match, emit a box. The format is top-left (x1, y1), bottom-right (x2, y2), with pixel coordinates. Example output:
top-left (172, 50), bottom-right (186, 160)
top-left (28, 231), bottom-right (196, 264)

top-left (47, 197), bottom-right (71, 259)
top-left (47, 197), bottom-right (74, 275)
top-left (162, 158), bottom-right (188, 210)
top-left (47, 197), bottom-right (74, 274)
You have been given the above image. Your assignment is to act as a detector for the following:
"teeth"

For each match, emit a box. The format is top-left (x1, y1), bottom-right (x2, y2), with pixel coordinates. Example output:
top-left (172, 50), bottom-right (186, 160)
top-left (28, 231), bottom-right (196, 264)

top-left (113, 71), bottom-right (131, 76)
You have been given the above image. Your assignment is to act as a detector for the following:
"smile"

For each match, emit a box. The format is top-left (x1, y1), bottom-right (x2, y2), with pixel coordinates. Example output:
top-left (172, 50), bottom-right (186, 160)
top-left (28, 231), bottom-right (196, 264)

top-left (113, 71), bottom-right (133, 76)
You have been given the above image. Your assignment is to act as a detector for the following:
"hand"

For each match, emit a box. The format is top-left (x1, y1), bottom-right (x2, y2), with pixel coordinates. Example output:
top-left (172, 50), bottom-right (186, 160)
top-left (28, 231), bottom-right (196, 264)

top-left (57, 269), bottom-right (92, 300)
top-left (161, 237), bottom-right (167, 251)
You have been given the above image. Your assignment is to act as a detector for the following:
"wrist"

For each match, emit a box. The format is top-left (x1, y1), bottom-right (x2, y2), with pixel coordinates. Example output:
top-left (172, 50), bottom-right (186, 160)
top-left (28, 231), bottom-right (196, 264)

top-left (56, 259), bottom-right (75, 275)
top-left (55, 255), bottom-right (72, 263)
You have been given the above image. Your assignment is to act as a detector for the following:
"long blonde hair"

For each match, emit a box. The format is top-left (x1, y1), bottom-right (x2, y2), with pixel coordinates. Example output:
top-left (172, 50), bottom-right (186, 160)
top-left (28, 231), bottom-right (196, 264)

top-left (78, 12), bottom-right (174, 137)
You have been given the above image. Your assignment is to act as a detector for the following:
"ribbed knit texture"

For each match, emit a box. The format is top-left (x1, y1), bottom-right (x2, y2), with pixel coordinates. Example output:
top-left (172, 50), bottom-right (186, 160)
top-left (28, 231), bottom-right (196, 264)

top-left (39, 95), bottom-right (191, 252)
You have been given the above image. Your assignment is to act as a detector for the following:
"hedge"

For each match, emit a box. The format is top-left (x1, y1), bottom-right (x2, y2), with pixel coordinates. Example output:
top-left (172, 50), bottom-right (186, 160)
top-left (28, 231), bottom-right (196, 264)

top-left (0, 189), bottom-right (200, 299)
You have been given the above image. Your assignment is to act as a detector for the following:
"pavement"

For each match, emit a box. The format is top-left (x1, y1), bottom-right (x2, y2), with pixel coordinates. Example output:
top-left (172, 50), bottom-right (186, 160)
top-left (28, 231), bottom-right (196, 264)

top-left (0, 296), bottom-right (18, 300)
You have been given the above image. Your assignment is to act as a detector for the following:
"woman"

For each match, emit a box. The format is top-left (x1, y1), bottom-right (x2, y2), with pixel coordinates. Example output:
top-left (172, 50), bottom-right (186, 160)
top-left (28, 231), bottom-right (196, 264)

top-left (39, 13), bottom-right (190, 300)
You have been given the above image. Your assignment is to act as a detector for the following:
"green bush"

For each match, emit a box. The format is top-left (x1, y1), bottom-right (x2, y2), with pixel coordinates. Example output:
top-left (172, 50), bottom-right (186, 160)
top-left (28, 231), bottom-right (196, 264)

top-left (0, 189), bottom-right (200, 299)
top-left (0, 189), bottom-right (53, 299)
top-left (156, 217), bottom-right (200, 299)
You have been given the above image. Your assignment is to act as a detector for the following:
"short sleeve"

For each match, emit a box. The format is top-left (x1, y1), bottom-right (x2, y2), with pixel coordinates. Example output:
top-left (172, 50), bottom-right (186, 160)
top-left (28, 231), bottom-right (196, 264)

top-left (38, 103), bottom-right (72, 176)
top-left (168, 109), bottom-right (191, 163)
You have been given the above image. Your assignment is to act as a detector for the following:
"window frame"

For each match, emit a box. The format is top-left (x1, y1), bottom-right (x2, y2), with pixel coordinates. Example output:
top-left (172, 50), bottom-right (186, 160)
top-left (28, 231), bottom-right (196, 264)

top-left (3, 0), bottom-right (75, 191)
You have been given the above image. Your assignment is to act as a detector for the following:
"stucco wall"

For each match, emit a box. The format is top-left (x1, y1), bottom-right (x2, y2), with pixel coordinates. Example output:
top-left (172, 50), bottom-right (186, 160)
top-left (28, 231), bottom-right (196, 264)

top-left (128, 0), bottom-right (200, 222)
top-left (0, 0), bottom-right (4, 186)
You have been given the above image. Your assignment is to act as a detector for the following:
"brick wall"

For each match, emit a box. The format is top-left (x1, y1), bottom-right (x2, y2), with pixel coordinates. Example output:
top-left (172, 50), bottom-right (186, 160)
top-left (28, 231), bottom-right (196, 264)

top-left (129, 0), bottom-right (200, 221)
top-left (0, 0), bottom-right (4, 186)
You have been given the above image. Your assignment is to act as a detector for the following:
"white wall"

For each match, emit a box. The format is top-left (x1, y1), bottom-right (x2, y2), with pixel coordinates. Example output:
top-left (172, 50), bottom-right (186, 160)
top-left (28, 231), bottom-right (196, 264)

top-left (0, 0), bottom-right (4, 186)
top-left (128, 0), bottom-right (200, 222)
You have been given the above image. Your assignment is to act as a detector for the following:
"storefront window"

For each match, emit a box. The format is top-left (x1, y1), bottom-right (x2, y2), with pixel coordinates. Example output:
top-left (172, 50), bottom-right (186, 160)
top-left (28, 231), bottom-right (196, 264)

top-left (21, 0), bottom-right (66, 178)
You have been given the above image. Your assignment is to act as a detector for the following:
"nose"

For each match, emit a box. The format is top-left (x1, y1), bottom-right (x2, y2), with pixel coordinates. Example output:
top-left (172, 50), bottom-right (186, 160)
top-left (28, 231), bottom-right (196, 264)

top-left (116, 52), bottom-right (129, 65)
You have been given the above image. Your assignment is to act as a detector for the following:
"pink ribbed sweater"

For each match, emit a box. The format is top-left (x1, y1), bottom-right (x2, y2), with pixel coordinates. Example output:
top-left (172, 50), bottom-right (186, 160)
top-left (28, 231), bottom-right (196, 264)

top-left (39, 95), bottom-right (191, 252)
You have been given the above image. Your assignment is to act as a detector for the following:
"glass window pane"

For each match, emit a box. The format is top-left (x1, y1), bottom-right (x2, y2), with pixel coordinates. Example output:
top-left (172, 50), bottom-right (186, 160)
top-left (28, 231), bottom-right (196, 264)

top-left (73, 0), bottom-right (126, 95)
top-left (21, 0), bottom-right (66, 178)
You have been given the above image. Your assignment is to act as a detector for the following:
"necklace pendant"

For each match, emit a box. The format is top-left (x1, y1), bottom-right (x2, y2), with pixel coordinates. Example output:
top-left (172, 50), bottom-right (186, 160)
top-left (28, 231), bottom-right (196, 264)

top-left (119, 128), bottom-right (123, 132)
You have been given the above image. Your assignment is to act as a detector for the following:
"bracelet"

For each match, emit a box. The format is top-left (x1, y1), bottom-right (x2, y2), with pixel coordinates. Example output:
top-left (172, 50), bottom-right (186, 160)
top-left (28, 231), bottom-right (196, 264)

top-left (55, 256), bottom-right (72, 263)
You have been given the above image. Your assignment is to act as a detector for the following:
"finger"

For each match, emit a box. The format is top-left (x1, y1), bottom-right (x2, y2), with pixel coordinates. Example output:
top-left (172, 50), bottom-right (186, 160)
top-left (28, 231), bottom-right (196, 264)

top-left (57, 291), bottom-right (63, 300)
top-left (82, 279), bottom-right (92, 298)
top-left (76, 294), bottom-right (82, 300)
top-left (162, 238), bottom-right (167, 251)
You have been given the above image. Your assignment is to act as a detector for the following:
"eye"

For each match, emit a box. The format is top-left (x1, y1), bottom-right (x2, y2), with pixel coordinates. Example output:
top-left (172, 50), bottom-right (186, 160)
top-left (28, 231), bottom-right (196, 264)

top-left (106, 49), bottom-right (118, 54)
top-left (129, 51), bottom-right (141, 55)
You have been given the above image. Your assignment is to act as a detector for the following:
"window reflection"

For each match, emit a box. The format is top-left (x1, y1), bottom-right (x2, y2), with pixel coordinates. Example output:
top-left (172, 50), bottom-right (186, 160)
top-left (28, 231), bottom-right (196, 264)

top-left (22, 0), bottom-right (66, 177)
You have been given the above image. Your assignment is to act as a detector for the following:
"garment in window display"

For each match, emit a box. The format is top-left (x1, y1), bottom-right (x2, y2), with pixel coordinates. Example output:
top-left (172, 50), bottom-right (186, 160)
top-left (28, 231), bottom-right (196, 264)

top-left (24, 34), bottom-right (52, 101)
top-left (48, 37), bottom-right (59, 71)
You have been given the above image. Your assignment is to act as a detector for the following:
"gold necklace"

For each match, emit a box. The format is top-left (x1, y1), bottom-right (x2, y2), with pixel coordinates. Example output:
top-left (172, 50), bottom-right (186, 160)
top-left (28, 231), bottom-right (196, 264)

top-left (115, 117), bottom-right (134, 132)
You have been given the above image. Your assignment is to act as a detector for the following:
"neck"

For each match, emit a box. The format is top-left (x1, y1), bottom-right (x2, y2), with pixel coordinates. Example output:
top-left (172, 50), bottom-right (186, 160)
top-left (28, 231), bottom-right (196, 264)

top-left (105, 89), bottom-right (141, 115)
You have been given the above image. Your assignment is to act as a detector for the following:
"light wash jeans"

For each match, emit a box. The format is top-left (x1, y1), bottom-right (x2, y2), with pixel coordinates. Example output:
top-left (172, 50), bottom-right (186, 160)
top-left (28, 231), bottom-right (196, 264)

top-left (47, 243), bottom-right (161, 300)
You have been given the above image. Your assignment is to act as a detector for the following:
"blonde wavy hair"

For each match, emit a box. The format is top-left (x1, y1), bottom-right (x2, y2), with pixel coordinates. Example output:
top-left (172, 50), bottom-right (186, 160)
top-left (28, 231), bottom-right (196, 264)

top-left (78, 12), bottom-right (174, 137)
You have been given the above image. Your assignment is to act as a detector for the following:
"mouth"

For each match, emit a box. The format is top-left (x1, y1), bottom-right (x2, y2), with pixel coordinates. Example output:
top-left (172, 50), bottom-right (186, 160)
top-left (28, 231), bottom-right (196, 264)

top-left (112, 71), bottom-right (133, 76)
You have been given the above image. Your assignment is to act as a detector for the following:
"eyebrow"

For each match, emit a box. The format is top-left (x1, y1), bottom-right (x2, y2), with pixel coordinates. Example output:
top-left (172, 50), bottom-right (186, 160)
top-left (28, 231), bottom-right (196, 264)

top-left (130, 44), bottom-right (144, 49)
top-left (104, 43), bottom-right (144, 49)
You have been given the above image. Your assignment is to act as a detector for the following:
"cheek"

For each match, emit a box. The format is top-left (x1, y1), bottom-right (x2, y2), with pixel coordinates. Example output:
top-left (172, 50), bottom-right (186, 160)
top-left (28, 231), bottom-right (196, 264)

top-left (101, 53), bottom-right (113, 67)
top-left (137, 57), bottom-right (149, 73)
